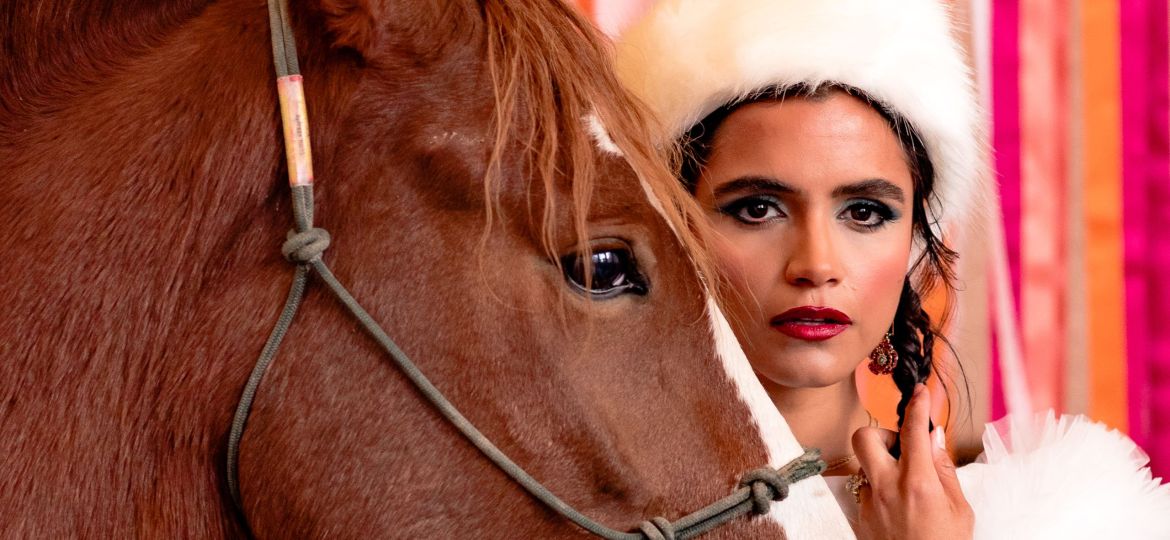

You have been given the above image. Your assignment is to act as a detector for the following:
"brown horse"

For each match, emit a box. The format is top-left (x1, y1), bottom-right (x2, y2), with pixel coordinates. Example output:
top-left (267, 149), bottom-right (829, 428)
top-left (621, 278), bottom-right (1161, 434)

top-left (1, 1), bottom-right (848, 537)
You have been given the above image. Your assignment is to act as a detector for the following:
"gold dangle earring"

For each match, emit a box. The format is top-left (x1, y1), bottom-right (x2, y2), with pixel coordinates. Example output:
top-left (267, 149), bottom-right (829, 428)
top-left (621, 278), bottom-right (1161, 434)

top-left (867, 330), bottom-right (898, 375)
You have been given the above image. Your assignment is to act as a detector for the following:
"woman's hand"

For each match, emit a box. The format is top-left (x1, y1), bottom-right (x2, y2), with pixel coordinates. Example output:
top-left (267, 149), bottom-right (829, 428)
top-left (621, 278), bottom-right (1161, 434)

top-left (851, 384), bottom-right (974, 540)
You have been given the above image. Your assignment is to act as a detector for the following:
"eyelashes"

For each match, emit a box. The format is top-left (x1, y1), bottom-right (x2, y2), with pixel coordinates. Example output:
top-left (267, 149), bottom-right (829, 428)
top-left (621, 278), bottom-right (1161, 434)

top-left (717, 196), bottom-right (901, 230)
top-left (719, 196), bottom-right (785, 224)
top-left (841, 200), bottom-right (899, 230)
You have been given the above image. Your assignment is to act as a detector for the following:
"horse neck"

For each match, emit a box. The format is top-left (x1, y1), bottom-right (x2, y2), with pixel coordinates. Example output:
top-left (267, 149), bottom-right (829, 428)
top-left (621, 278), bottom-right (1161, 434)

top-left (1, 3), bottom-right (363, 535)
top-left (1, 1), bottom-right (214, 122)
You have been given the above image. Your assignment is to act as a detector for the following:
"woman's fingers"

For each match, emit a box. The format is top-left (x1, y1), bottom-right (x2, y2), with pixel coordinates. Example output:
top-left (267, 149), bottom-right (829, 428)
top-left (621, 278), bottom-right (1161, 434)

top-left (853, 389), bottom-right (975, 540)
top-left (870, 426), bottom-right (898, 451)
top-left (852, 426), bottom-right (897, 480)
top-left (931, 427), bottom-right (965, 501)
top-left (899, 384), bottom-right (937, 479)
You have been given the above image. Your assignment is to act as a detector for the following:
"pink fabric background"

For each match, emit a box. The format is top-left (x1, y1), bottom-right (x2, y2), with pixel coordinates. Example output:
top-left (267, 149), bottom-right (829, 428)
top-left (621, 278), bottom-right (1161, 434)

top-left (1121, 0), bottom-right (1170, 476)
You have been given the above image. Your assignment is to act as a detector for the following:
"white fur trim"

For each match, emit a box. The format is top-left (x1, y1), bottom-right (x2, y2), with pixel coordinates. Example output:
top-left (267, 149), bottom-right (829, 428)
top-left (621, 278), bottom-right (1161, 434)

top-left (707, 300), bottom-right (855, 538)
top-left (958, 412), bottom-right (1170, 539)
top-left (616, 0), bottom-right (989, 230)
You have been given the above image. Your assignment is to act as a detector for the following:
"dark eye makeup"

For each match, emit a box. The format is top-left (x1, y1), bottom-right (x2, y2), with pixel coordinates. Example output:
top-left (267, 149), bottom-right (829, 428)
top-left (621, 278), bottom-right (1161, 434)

top-left (839, 199), bottom-right (899, 230)
top-left (718, 195), bottom-right (786, 224)
top-left (716, 194), bottom-right (901, 231)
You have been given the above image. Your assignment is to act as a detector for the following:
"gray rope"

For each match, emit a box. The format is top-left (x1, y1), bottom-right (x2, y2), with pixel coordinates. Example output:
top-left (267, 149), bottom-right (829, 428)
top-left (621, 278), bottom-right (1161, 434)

top-left (228, 0), bottom-right (304, 510)
top-left (266, 0), bottom-right (299, 77)
top-left (228, 0), bottom-right (827, 536)
top-left (229, 188), bottom-right (825, 536)
top-left (225, 261), bottom-right (308, 509)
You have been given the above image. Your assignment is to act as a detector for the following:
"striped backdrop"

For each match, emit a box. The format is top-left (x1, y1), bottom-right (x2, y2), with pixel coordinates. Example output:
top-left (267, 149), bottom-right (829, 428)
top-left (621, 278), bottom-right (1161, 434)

top-left (572, 0), bottom-right (1170, 476)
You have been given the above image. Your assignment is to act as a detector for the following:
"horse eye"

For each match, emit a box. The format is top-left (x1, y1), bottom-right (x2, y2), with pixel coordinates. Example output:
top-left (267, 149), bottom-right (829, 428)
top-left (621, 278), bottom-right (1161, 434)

top-left (561, 244), bottom-right (648, 298)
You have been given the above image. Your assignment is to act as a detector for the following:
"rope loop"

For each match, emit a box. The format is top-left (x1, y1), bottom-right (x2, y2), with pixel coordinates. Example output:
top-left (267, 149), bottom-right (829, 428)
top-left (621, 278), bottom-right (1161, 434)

top-left (738, 449), bottom-right (826, 516)
top-left (638, 517), bottom-right (676, 540)
top-left (282, 227), bottom-right (330, 263)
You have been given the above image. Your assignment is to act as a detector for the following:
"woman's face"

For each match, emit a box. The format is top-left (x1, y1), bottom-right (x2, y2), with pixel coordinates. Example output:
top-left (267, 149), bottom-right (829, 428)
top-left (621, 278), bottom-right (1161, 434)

top-left (695, 91), bottom-right (915, 390)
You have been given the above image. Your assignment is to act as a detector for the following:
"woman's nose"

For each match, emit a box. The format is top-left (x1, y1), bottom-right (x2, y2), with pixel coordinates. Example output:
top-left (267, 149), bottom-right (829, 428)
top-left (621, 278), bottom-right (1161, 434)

top-left (783, 222), bottom-right (842, 287)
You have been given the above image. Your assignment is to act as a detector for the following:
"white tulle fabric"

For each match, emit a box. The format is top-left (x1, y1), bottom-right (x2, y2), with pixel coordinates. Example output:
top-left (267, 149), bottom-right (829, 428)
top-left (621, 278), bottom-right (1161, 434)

top-left (957, 412), bottom-right (1170, 539)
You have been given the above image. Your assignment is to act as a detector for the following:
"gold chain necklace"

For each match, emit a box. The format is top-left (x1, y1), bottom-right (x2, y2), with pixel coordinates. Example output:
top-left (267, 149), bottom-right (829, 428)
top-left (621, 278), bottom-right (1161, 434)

top-left (818, 411), bottom-right (878, 473)
top-left (823, 454), bottom-right (857, 472)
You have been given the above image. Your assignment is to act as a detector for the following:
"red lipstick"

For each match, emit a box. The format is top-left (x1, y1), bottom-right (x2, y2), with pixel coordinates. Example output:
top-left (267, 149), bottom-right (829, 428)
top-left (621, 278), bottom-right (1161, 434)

top-left (770, 306), bottom-right (852, 341)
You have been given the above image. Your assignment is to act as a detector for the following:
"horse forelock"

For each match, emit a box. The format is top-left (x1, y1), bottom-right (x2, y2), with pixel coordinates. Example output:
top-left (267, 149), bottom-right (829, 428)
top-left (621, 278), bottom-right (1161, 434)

top-left (479, 0), bottom-right (719, 292)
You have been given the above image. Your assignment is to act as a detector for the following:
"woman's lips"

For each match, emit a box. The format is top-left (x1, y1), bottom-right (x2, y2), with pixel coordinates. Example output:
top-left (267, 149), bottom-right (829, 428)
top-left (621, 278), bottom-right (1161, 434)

top-left (770, 306), bottom-right (852, 342)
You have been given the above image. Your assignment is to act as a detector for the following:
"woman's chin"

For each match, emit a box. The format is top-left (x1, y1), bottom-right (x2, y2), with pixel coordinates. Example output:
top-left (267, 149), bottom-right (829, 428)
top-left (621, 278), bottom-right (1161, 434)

top-left (764, 373), bottom-right (851, 390)
top-left (750, 354), bottom-right (859, 390)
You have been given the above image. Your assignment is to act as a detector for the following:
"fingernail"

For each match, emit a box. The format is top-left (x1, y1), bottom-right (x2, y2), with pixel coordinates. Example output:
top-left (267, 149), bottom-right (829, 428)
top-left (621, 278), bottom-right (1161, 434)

top-left (933, 427), bottom-right (946, 450)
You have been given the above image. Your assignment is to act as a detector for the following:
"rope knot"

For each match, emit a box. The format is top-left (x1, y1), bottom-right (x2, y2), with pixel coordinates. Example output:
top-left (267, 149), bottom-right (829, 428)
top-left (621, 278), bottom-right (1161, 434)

top-left (638, 517), bottom-right (676, 540)
top-left (739, 468), bottom-right (789, 515)
top-left (738, 449), bottom-right (826, 516)
top-left (282, 228), bottom-right (330, 263)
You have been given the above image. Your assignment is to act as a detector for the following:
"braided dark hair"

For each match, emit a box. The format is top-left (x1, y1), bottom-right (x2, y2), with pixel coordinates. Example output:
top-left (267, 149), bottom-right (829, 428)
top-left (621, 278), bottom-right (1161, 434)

top-left (680, 83), bottom-right (963, 453)
top-left (886, 278), bottom-right (941, 458)
top-left (885, 118), bottom-right (960, 456)
top-left (891, 279), bottom-right (934, 426)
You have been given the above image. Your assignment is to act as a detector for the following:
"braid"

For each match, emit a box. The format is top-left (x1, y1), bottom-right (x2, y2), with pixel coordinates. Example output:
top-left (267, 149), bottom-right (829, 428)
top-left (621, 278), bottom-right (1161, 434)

top-left (887, 277), bottom-right (936, 458)
top-left (883, 105), bottom-right (959, 457)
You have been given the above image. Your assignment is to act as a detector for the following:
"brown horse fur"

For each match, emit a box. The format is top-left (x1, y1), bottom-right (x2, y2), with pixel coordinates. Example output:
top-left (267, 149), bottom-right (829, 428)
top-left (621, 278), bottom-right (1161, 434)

top-left (2, 1), bottom-right (788, 537)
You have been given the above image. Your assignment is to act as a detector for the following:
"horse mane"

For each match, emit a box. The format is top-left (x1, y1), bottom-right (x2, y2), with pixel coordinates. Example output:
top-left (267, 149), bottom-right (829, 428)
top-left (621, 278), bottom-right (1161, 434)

top-left (480, 0), bottom-right (719, 294)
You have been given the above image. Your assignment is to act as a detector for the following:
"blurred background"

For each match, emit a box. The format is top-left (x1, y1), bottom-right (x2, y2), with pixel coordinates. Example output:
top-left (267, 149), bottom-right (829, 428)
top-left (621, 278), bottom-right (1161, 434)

top-left (570, 0), bottom-right (1170, 477)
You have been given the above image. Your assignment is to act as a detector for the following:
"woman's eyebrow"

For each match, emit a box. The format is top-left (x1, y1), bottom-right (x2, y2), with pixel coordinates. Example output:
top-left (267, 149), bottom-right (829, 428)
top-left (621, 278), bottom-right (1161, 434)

top-left (831, 178), bottom-right (906, 202)
top-left (712, 176), bottom-right (798, 198)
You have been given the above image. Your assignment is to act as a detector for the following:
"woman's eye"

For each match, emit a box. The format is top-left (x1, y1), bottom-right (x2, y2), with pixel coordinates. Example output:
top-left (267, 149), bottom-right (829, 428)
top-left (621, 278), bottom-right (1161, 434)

top-left (842, 201), bottom-right (893, 228)
top-left (850, 205), bottom-right (875, 222)
top-left (724, 198), bottom-right (784, 224)
top-left (561, 245), bottom-right (648, 298)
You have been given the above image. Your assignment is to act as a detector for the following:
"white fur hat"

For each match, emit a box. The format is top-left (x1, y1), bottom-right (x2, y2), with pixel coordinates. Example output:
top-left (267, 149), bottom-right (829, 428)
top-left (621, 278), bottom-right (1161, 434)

top-left (615, 0), bottom-right (986, 230)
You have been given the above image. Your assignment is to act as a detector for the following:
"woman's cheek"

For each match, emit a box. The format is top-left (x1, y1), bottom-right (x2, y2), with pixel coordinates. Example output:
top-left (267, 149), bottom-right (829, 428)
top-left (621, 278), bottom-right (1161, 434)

top-left (845, 232), bottom-right (913, 317)
top-left (711, 228), bottom-right (780, 316)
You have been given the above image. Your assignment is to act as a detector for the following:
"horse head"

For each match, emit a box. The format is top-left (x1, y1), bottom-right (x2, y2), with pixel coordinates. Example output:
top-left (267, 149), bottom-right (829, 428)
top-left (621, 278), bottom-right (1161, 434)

top-left (1, 0), bottom-right (848, 536)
